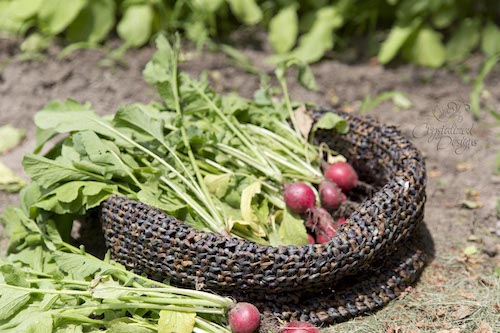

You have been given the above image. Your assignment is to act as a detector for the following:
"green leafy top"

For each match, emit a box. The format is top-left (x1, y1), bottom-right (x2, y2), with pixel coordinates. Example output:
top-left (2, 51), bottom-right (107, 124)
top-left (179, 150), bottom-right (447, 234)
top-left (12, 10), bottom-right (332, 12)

top-left (22, 35), bottom-right (348, 246)
top-left (0, 204), bottom-right (233, 333)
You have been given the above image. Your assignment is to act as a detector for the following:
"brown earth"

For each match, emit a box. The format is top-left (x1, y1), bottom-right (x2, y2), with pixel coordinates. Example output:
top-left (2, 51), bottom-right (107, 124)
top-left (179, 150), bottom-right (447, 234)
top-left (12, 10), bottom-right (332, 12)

top-left (0, 36), bottom-right (499, 332)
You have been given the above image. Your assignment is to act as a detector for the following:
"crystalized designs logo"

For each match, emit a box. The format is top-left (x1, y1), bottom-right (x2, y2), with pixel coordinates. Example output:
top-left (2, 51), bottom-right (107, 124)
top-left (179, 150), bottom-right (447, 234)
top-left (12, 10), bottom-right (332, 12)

top-left (412, 101), bottom-right (478, 154)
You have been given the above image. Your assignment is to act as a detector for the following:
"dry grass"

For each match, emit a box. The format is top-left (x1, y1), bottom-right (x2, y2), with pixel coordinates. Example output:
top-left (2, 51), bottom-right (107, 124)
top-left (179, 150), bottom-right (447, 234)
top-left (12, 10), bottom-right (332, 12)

top-left (322, 251), bottom-right (500, 333)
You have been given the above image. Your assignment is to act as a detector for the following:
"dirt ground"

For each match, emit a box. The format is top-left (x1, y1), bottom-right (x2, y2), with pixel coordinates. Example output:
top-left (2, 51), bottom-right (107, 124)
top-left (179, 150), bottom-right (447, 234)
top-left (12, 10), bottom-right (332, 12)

top-left (0, 36), bottom-right (499, 332)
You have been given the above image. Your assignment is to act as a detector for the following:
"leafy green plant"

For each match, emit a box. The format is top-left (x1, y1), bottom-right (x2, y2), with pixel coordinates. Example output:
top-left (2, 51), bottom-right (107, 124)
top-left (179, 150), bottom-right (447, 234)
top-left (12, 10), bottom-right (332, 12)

top-left (0, 201), bottom-right (233, 333)
top-left (470, 55), bottom-right (499, 119)
top-left (359, 90), bottom-right (412, 114)
top-left (20, 35), bottom-right (345, 246)
top-left (1, 0), bottom-right (499, 68)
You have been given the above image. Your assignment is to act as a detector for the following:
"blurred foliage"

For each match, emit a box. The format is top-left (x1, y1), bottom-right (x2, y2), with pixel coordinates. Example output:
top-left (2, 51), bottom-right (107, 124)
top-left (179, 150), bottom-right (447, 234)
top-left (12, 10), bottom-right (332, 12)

top-left (0, 0), bottom-right (499, 67)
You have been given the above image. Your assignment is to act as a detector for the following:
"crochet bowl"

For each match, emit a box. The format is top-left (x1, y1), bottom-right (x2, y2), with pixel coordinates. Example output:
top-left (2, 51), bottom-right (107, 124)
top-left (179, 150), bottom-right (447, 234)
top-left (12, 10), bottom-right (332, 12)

top-left (99, 109), bottom-right (427, 323)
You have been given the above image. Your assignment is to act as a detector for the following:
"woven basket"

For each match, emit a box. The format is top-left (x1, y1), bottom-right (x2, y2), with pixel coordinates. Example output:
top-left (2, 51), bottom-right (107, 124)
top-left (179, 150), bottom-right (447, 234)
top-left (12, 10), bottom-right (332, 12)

top-left (100, 109), bottom-right (427, 302)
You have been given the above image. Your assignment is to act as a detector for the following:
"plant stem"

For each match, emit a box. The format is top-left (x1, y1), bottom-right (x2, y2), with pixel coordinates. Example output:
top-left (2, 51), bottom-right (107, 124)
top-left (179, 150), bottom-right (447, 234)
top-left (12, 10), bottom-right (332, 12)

top-left (170, 42), bottom-right (227, 233)
top-left (195, 317), bottom-right (232, 333)
top-left (0, 283), bottom-right (90, 296)
top-left (159, 177), bottom-right (224, 234)
top-left (188, 79), bottom-right (271, 168)
top-left (279, 80), bottom-right (301, 138)
top-left (216, 143), bottom-right (281, 182)
top-left (118, 295), bottom-right (221, 307)
top-left (117, 287), bottom-right (232, 307)
top-left (95, 118), bottom-right (205, 200)
top-left (73, 303), bottom-right (226, 315)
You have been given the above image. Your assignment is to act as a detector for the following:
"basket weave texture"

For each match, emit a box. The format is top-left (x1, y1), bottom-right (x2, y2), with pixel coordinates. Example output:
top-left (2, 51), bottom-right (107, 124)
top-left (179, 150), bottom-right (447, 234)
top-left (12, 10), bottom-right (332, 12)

top-left (100, 109), bottom-right (428, 323)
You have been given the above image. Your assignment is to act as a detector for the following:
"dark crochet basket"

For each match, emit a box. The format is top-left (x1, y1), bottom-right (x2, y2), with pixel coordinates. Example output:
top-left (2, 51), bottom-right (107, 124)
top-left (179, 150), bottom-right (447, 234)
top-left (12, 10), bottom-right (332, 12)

top-left (99, 109), bottom-right (427, 323)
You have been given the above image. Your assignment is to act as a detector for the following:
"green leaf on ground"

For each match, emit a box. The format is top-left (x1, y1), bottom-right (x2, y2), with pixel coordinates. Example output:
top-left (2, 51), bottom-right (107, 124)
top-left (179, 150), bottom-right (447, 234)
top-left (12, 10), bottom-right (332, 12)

top-left (297, 62), bottom-right (318, 91)
top-left (431, 4), bottom-right (457, 29)
top-left (117, 4), bottom-right (153, 47)
top-left (461, 200), bottom-right (480, 209)
top-left (0, 125), bottom-right (26, 154)
top-left (481, 21), bottom-right (500, 57)
top-left (402, 26), bottom-right (445, 67)
top-left (269, 5), bottom-right (298, 54)
top-left (446, 18), bottom-right (480, 63)
top-left (20, 33), bottom-right (53, 53)
top-left (67, 0), bottom-right (115, 44)
top-left (392, 92), bottom-right (412, 109)
top-left (378, 19), bottom-right (420, 64)
top-left (191, 0), bottom-right (224, 13)
top-left (360, 91), bottom-right (412, 114)
top-left (38, 0), bottom-right (87, 35)
top-left (227, 0), bottom-right (262, 25)
top-left (4, 0), bottom-right (43, 21)
top-left (463, 245), bottom-right (478, 256)
top-left (289, 5), bottom-right (344, 63)
top-left (0, 161), bottom-right (26, 192)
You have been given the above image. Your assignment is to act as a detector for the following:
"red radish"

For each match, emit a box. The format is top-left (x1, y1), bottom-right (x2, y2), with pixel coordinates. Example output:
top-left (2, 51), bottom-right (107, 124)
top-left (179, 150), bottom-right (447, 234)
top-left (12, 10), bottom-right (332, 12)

top-left (319, 180), bottom-right (344, 211)
top-left (283, 182), bottom-right (316, 214)
top-left (305, 207), bottom-right (335, 233)
top-left (324, 162), bottom-right (358, 191)
top-left (337, 217), bottom-right (346, 225)
top-left (305, 207), bottom-right (336, 242)
top-left (341, 192), bottom-right (347, 201)
top-left (307, 234), bottom-right (315, 244)
top-left (228, 302), bottom-right (261, 333)
top-left (282, 321), bottom-right (319, 333)
top-left (316, 233), bottom-right (330, 244)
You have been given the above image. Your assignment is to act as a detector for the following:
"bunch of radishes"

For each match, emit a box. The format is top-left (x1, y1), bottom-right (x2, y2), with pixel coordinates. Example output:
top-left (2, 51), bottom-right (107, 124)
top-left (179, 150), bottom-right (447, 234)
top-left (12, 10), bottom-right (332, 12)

top-left (283, 161), bottom-right (358, 244)
top-left (226, 162), bottom-right (357, 333)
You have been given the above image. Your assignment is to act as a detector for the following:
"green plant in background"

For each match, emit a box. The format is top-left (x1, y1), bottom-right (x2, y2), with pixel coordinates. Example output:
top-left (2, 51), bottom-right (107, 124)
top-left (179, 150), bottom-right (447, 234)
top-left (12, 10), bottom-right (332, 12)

top-left (359, 90), bottom-right (412, 114)
top-left (1, 0), bottom-right (500, 67)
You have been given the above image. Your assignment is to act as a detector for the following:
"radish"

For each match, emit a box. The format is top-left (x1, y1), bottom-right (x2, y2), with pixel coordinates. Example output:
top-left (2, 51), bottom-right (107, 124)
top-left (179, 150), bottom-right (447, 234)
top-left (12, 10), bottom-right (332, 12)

top-left (228, 302), bottom-right (261, 333)
top-left (283, 182), bottom-right (316, 214)
top-left (324, 161), bottom-right (358, 191)
top-left (307, 234), bottom-right (315, 244)
top-left (319, 180), bottom-right (343, 211)
top-left (306, 207), bottom-right (336, 242)
top-left (282, 321), bottom-right (319, 333)
top-left (337, 217), bottom-right (346, 225)
top-left (316, 233), bottom-right (330, 244)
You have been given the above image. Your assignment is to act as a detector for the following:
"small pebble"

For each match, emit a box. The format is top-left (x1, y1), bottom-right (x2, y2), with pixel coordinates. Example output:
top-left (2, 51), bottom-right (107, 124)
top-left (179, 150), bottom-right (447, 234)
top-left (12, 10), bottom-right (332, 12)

top-left (489, 221), bottom-right (500, 237)
top-left (482, 236), bottom-right (498, 257)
